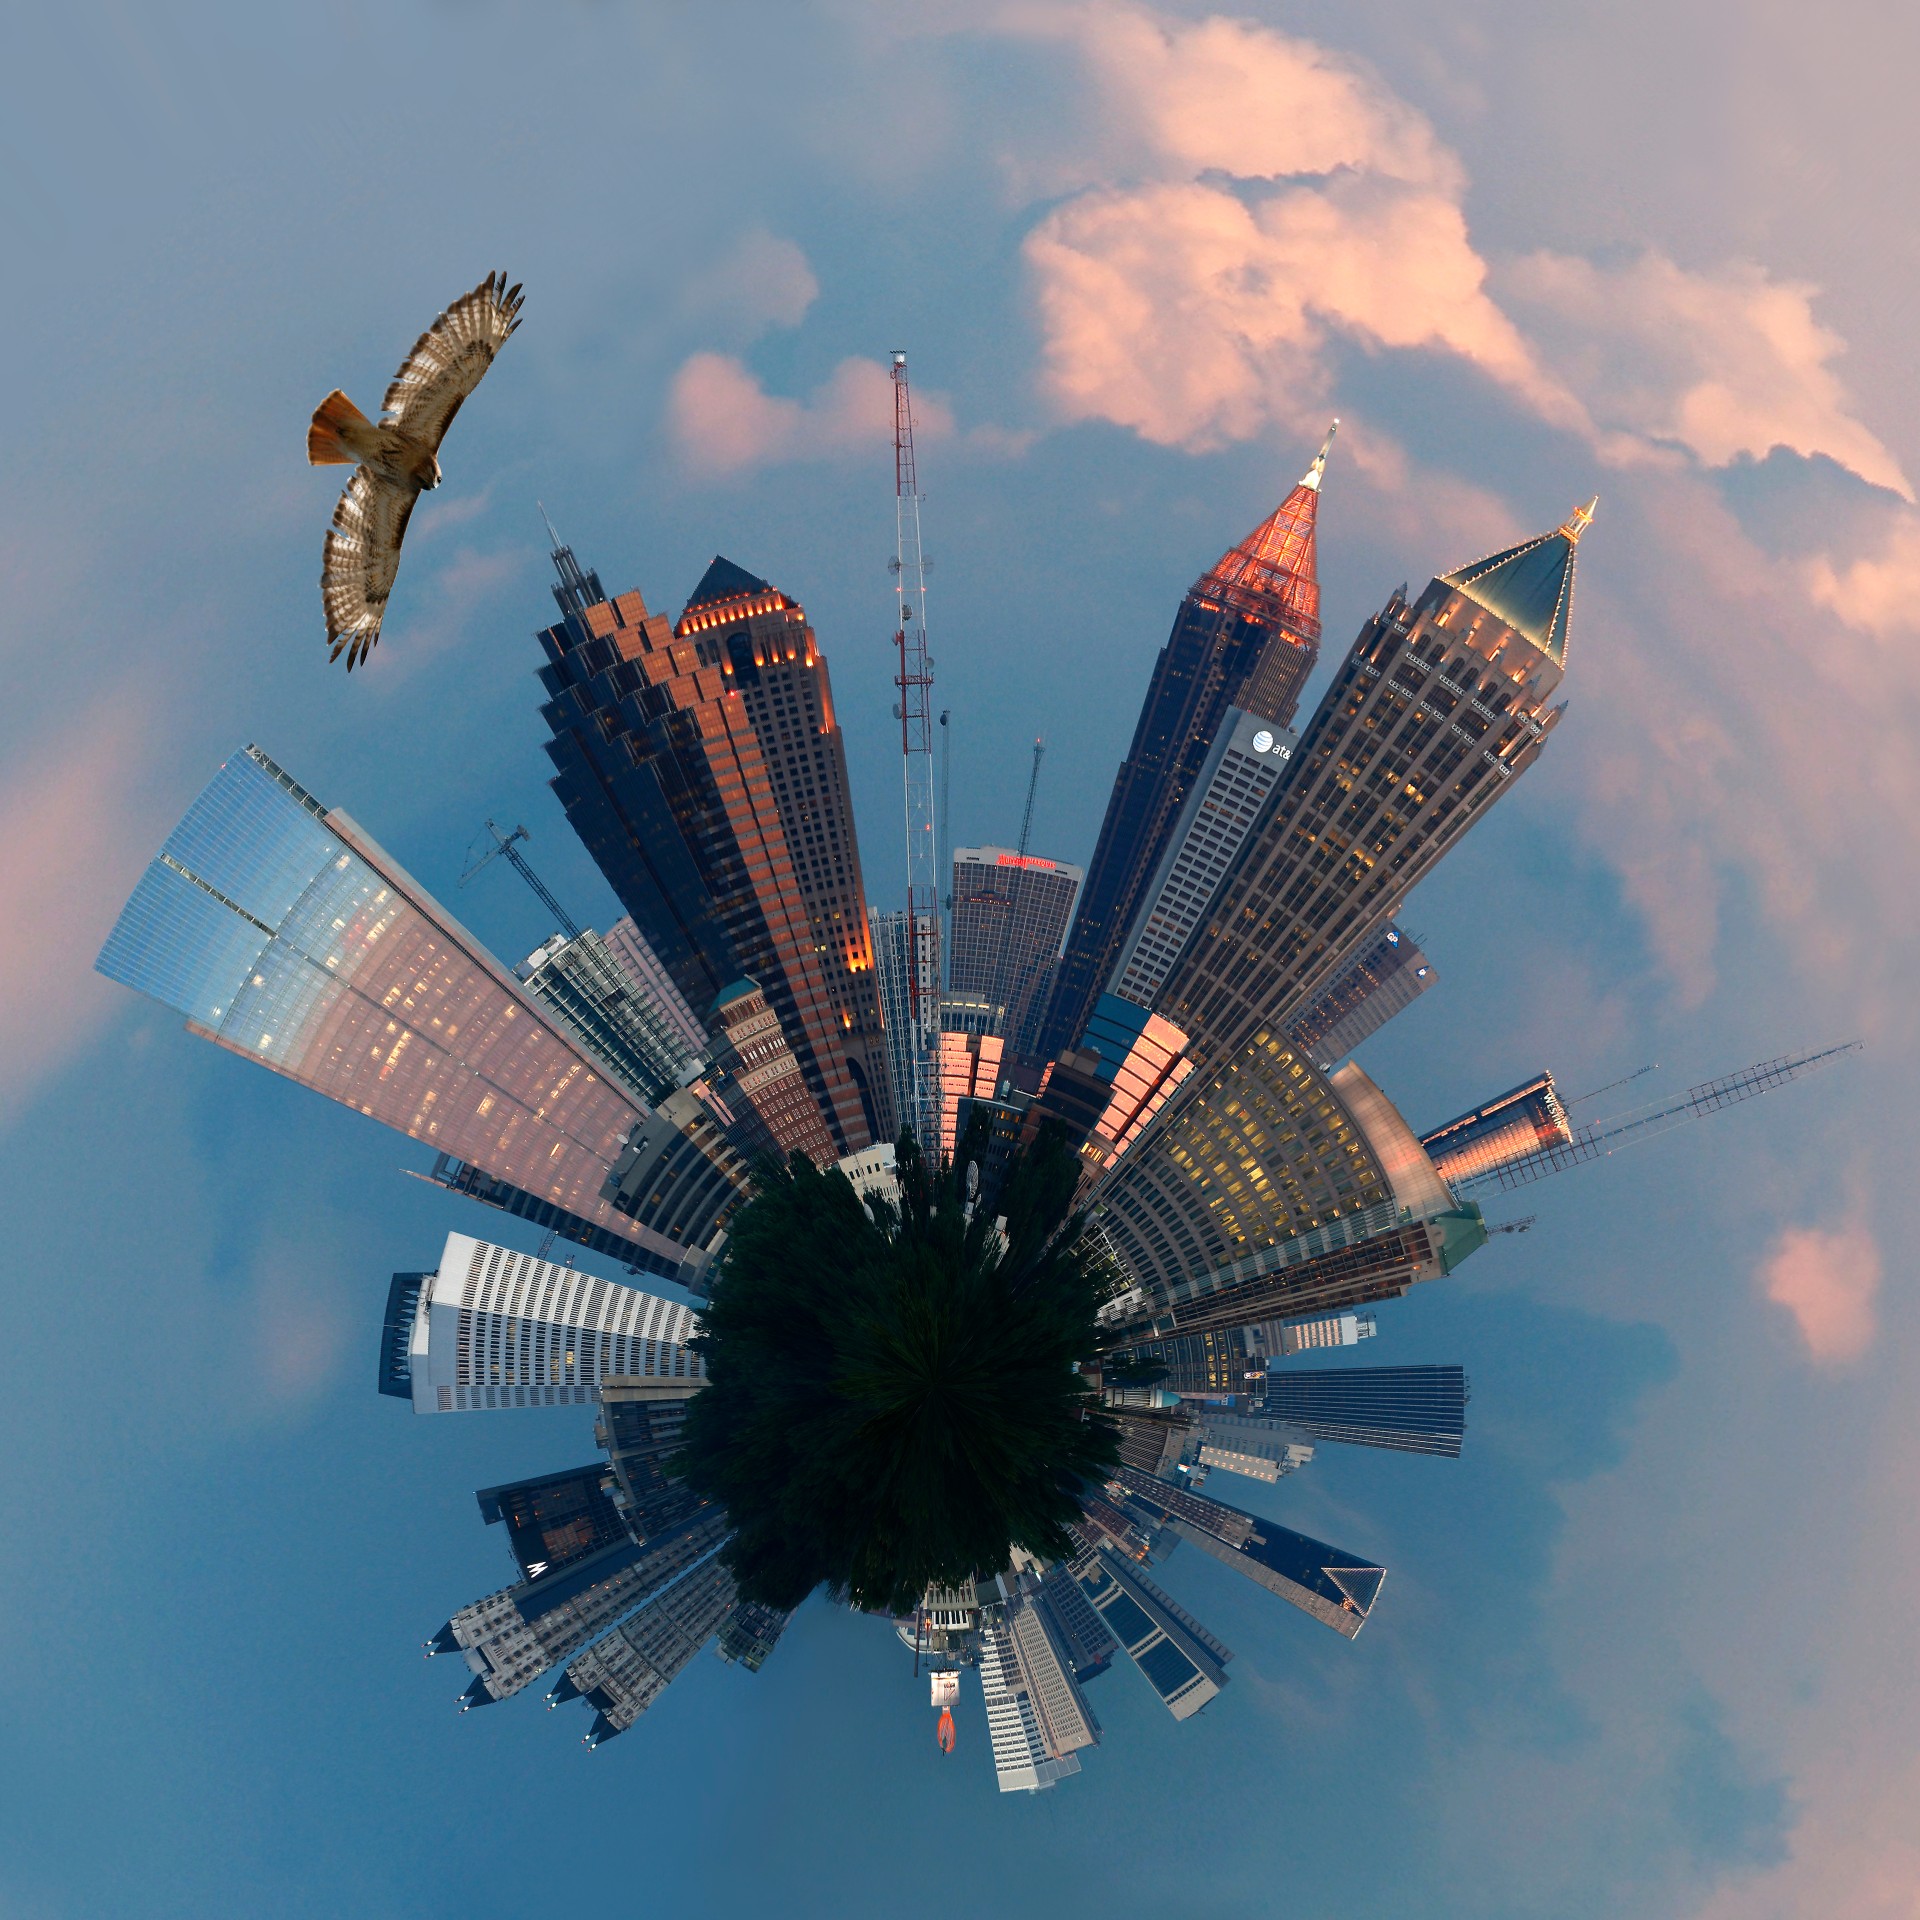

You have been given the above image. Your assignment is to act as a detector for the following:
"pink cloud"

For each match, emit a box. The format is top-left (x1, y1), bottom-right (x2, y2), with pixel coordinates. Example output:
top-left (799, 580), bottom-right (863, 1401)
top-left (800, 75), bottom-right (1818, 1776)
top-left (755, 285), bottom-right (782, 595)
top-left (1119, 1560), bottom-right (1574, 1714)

top-left (1806, 511), bottom-right (1920, 635)
top-left (0, 694), bottom-right (158, 1129)
top-left (667, 352), bottom-right (953, 477)
top-left (1759, 1220), bottom-right (1881, 1365)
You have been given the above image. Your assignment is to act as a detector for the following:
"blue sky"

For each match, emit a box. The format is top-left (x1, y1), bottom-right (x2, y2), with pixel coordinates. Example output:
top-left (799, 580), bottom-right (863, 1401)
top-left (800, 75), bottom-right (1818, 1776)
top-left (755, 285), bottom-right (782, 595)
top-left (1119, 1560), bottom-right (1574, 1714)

top-left (3, 4), bottom-right (1916, 1916)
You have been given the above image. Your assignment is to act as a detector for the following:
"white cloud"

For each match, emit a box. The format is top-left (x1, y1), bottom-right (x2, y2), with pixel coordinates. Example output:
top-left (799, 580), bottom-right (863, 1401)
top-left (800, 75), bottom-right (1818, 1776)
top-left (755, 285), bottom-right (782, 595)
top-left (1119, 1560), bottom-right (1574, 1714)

top-left (1806, 509), bottom-right (1920, 634)
top-left (667, 351), bottom-right (954, 477)
top-left (1759, 1219), bottom-right (1882, 1366)
top-left (680, 228), bottom-right (820, 340)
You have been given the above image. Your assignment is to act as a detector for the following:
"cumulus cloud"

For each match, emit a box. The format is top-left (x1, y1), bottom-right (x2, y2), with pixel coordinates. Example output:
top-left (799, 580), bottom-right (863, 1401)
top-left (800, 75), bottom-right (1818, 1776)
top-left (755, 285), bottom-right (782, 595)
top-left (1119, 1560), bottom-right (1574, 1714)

top-left (1806, 509), bottom-right (1920, 634)
top-left (1502, 251), bottom-right (1911, 498)
top-left (1759, 1219), bottom-right (1882, 1365)
top-left (668, 352), bottom-right (954, 476)
top-left (680, 228), bottom-right (820, 341)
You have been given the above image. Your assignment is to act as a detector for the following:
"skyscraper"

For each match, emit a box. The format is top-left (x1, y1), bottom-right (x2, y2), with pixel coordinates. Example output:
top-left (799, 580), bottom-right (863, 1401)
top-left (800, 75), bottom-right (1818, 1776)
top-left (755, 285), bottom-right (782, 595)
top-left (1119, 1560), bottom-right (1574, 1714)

top-left (431, 1506), bottom-right (730, 1708)
top-left (978, 1589), bottom-right (1100, 1792)
top-left (555, 1550), bottom-right (739, 1747)
top-left (715, 1600), bottom-right (794, 1673)
top-left (516, 926), bottom-right (702, 1102)
top-left (870, 906), bottom-right (939, 1143)
top-left (675, 559), bottom-right (895, 1142)
top-left (1159, 503), bottom-right (1593, 1085)
top-left (1287, 923), bottom-right (1436, 1069)
top-left (388, 1232), bottom-right (703, 1415)
top-left (534, 555), bottom-right (869, 1155)
top-left (1040, 436), bottom-right (1332, 1057)
top-left (95, 745), bottom-right (719, 1278)
top-left (704, 978), bottom-right (838, 1165)
top-left (935, 1029), bottom-right (1004, 1163)
top-left (474, 1463), bottom-right (629, 1581)
top-left (1107, 708), bottom-right (1297, 1010)
top-left (602, 916), bottom-right (709, 1061)
top-left (1073, 1544), bottom-right (1229, 1720)
top-left (1420, 1071), bottom-right (1572, 1186)
top-left (1260, 1364), bottom-right (1468, 1456)
top-left (947, 847), bottom-right (1083, 1059)
top-left (1116, 1470), bottom-right (1386, 1638)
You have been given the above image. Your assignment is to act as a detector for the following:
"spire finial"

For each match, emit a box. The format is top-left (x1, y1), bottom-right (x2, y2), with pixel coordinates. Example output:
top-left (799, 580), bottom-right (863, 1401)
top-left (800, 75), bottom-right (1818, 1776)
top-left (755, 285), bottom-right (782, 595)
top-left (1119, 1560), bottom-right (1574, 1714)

top-left (1560, 496), bottom-right (1598, 544)
top-left (1300, 418), bottom-right (1339, 493)
top-left (538, 500), bottom-right (563, 552)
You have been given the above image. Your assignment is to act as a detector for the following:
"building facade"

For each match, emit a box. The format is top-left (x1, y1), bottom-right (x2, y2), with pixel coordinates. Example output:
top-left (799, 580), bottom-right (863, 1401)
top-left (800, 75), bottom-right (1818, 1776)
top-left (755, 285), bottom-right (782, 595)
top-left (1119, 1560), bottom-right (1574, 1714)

top-left (1287, 923), bottom-right (1436, 1069)
top-left (1039, 437), bottom-right (1332, 1058)
top-left (870, 907), bottom-right (940, 1146)
top-left (704, 977), bottom-right (838, 1165)
top-left (603, 915), bottom-right (710, 1062)
top-left (947, 846), bottom-right (1083, 1059)
top-left (94, 744), bottom-right (715, 1276)
top-left (1420, 1071), bottom-right (1572, 1186)
top-left (517, 926), bottom-right (701, 1103)
top-left (1261, 1364), bottom-right (1468, 1456)
top-left (474, 1463), bottom-right (629, 1582)
top-left (390, 1232), bottom-right (703, 1415)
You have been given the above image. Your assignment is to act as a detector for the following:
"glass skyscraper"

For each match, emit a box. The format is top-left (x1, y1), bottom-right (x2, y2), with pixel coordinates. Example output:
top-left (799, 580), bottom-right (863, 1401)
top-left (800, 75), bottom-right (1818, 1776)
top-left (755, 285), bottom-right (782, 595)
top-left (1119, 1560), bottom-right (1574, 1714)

top-left (95, 745), bottom-right (720, 1277)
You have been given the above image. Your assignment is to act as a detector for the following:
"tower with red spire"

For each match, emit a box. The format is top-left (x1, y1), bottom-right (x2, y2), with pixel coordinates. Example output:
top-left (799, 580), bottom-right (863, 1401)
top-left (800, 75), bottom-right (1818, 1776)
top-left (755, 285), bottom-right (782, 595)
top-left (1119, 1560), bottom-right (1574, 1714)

top-left (1035, 427), bottom-right (1336, 1059)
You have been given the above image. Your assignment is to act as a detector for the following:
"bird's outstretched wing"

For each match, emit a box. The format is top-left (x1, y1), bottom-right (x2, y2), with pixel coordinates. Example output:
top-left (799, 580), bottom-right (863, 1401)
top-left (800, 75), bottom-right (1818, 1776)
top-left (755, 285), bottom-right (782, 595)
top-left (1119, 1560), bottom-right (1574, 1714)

top-left (380, 269), bottom-right (524, 452)
top-left (320, 469), bottom-right (418, 670)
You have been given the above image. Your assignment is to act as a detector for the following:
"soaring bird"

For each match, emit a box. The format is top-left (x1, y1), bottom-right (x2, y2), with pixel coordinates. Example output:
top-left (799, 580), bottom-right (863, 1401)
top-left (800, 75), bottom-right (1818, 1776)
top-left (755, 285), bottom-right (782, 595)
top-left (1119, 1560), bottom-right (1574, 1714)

top-left (307, 271), bottom-right (524, 669)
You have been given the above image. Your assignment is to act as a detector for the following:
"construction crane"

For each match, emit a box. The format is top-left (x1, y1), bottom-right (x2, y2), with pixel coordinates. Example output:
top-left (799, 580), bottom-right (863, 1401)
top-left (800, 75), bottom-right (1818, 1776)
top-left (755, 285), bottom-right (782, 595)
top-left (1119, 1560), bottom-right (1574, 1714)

top-left (890, 351), bottom-right (940, 1146)
top-left (459, 819), bottom-right (581, 942)
top-left (1016, 737), bottom-right (1045, 858)
top-left (1451, 1042), bottom-right (1860, 1194)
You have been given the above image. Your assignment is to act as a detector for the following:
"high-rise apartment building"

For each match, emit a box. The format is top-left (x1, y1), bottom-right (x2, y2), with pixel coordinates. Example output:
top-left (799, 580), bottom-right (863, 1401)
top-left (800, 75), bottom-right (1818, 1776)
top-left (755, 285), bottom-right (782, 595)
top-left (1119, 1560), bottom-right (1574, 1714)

top-left (554, 1549), bottom-right (740, 1747)
top-left (431, 1506), bottom-right (729, 1708)
top-left (948, 847), bottom-right (1083, 1059)
top-left (474, 1463), bottom-right (629, 1581)
top-left (674, 559), bottom-right (894, 1142)
top-left (870, 907), bottom-right (940, 1144)
top-left (603, 915), bottom-right (709, 1062)
top-left (1040, 437), bottom-right (1332, 1057)
top-left (979, 1588), bottom-right (1100, 1792)
top-left (1288, 924), bottom-right (1435, 1069)
top-left (534, 552), bottom-right (869, 1155)
top-left (1261, 1364), bottom-right (1468, 1456)
top-left (1420, 1072), bottom-right (1572, 1186)
top-left (387, 1232), bottom-right (702, 1415)
top-left (1108, 708), bottom-right (1297, 1010)
top-left (95, 745), bottom-right (719, 1278)
top-left (517, 926), bottom-right (701, 1102)
top-left (704, 978), bottom-right (837, 1165)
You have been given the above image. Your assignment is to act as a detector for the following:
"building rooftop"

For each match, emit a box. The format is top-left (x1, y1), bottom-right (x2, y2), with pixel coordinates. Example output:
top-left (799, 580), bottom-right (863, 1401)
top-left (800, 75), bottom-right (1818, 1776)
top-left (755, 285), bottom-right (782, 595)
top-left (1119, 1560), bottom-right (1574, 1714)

top-left (1439, 498), bottom-right (1596, 668)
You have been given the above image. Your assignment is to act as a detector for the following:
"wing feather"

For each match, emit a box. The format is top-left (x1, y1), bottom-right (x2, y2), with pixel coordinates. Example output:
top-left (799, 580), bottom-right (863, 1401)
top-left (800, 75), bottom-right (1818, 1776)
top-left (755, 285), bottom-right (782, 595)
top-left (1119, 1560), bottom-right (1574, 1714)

top-left (320, 469), bottom-right (418, 669)
top-left (379, 269), bottom-right (524, 452)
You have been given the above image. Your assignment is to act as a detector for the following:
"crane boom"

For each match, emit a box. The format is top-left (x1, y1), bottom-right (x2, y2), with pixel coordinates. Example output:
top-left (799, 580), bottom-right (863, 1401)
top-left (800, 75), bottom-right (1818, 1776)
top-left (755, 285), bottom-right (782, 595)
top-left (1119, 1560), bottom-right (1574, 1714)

top-left (891, 351), bottom-right (941, 1147)
top-left (1452, 1042), bottom-right (1860, 1193)
top-left (459, 819), bottom-right (582, 942)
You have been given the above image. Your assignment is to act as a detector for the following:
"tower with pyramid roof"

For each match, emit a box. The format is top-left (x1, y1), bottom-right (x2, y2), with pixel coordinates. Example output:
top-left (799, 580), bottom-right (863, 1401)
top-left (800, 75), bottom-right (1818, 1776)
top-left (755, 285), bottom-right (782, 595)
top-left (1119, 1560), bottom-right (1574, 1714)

top-left (1035, 429), bottom-right (1338, 1060)
top-left (1089, 501), bottom-right (1594, 1303)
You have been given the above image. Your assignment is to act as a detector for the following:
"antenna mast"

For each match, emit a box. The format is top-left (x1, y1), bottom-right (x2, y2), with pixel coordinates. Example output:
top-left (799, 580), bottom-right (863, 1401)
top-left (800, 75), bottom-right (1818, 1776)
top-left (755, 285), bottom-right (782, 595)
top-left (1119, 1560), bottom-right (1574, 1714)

top-left (891, 351), bottom-right (940, 1147)
top-left (1017, 737), bottom-right (1045, 858)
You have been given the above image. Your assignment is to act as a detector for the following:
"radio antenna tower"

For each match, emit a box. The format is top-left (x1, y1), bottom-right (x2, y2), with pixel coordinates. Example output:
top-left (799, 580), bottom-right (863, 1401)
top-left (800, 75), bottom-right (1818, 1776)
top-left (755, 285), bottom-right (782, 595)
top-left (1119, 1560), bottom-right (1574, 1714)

top-left (890, 351), bottom-right (940, 1147)
top-left (1016, 737), bottom-right (1045, 858)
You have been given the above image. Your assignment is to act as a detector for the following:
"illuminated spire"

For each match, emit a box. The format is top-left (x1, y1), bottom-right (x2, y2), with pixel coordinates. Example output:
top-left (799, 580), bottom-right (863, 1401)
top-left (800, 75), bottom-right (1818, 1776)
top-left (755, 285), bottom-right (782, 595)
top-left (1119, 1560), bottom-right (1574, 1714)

top-left (1196, 423), bottom-right (1337, 638)
top-left (1439, 496), bottom-right (1597, 669)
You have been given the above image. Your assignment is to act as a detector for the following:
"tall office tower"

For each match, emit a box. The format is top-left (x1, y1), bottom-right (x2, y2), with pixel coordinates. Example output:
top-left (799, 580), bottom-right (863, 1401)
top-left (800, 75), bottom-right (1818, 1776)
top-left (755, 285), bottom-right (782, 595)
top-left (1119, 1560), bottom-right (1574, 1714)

top-left (1270, 1309), bottom-right (1377, 1356)
top-left (1108, 1406), bottom-right (1197, 1477)
top-left (517, 927), bottom-right (702, 1103)
top-left (947, 847), bottom-right (1084, 1059)
top-left (388, 1232), bottom-right (703, 1415)
top-left (674, 560), bottom-right (894, 1143)
top-left (935, 1029), bottom-right (1005, 1162)
top-left (1261, 1364), bottom-right (1468, 1456)
top-left (555, 1550), bottom-right (740, 1747)
top-left (475, 1463), bottom-right (628, 1581)
top-left (1040, 437), bottom-right (1332, 1057)
top-left (1107, 709), bottom-right (1297, 1010)
top-left (1160, 503), bottom-right (1593, 1084)
top-left (979, 1617), bottom-right (1082, 1792)
top-left (95, 744), bottom-right (719, 1278)
top-left (715, 1600), bottom-right (793, 1673)
top-left (704, 978), bottom-right (837, 1165)
top-left (1194, 1416), bottom-right (1315, 1485)
top-left (1287, 923), bottom-right (1436, 1069)
top-left (534, 556), bottom-right (868, 1156)
top-left (1075, 1546), bottom-right (1229, 1720)
top-left (431, 1507), bottom-right (730, 1708)
top-left (596, 1380), bottom-right (705, 1539)
top-left (870, 907), bottom-right (939, 1143)
top-left (1060, 994), bottom-right (1194, 1183)
top-left (939, 994), bottom-right (1003, 1038)
top-left (1121, 1473), bottom-right (1386, 1639)
top-left (1420, 1071), bottom-right (1572, 1186)
top-left (1108, 1326), bottom-right (1266, 1397)
top-left (1037, 1562), bottom-right (1118, 1680)
top-left (1096, 1046), bottom-right (1476, 1313)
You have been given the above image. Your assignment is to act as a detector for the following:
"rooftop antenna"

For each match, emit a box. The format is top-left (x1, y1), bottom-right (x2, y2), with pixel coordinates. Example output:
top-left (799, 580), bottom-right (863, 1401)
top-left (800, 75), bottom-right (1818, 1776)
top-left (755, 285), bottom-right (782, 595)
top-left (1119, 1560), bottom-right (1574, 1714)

top-left (890, 351), bottom-right (940, 1146)
top-left (539, 502), bottom-right (606, 620)
top-left (1016, 736), bottom-right (1045, 859)
top-left (460, 819), bottom-right (582, 942)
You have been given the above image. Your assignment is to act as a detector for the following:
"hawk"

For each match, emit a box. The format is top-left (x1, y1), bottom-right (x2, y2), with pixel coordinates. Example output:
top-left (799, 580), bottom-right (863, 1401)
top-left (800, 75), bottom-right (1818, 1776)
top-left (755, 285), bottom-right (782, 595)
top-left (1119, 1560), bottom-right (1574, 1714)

top-left (307, 271), bottom-right (524, 669)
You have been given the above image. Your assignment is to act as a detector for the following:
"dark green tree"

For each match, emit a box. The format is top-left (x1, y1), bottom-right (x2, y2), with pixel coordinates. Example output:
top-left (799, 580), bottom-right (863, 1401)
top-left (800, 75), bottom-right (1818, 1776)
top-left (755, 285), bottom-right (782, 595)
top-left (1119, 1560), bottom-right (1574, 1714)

top-left (678, 1115), bottom-right (1120, 1614)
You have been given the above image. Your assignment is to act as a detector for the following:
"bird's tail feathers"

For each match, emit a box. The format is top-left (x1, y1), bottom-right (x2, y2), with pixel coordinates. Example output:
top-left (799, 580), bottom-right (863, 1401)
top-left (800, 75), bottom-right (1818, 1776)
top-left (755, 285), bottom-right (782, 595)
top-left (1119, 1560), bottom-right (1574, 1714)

top-left (309, 389), bottom-right (375, 465)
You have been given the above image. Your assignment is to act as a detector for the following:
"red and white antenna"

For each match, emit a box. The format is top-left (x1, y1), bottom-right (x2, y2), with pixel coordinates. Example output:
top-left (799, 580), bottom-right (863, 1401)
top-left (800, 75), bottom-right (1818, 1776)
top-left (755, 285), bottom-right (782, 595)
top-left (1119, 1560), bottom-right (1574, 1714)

top-left (890, 350), bottom-right (940, 1148)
